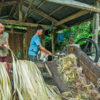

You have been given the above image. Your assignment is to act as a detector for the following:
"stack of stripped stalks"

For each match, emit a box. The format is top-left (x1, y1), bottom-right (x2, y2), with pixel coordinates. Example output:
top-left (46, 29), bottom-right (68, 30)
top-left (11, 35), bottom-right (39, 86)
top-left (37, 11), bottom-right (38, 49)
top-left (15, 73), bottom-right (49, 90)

top-left (0, 63), bottom-right (12, 100)
top-left (0, 50), bottom-right (62, 100)
top-left (58, 54), bottom-right (100, 100)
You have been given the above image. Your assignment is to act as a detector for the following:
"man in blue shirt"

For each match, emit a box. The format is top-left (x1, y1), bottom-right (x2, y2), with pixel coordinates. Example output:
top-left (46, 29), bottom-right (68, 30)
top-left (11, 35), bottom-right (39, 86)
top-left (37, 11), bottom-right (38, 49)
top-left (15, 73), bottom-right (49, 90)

top-left (28, 26), bottom-right (52, 62)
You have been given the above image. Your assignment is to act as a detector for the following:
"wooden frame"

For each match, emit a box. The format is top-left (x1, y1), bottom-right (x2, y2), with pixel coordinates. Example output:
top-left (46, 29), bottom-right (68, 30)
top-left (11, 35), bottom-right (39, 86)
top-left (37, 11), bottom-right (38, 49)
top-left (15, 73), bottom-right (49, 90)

top-left (56, 10), bottom-right (89, 26)
top-left (47, 0), bottom-right (100, 13)
top-left (23, 2), bottom-right (67, 28)
top-left (0, 1), bottom-right (17, 6)
top-left (0, 19), bottom-right (50, 29)
top-left (37, 6), bottom-right (64, 23)
top-left (23, 2), bottom-right (57, 23)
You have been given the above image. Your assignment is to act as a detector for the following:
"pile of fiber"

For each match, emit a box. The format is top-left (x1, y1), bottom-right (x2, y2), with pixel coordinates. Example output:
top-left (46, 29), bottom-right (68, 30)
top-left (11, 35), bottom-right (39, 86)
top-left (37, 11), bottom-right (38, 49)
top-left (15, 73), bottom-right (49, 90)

top-left (13, 60), bottom-right (61, 100)
top-left (58, 54), bottom-right (100, 100)
top-left (0, 63), bottom-right (12, 100)
top-left (0, 50), bottom-right (62, 100)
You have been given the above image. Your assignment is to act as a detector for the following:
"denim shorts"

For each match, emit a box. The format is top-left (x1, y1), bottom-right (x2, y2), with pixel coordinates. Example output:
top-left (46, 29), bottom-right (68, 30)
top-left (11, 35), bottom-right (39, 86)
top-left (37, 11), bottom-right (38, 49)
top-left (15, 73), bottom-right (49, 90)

top-left (29, 55), bottom-right (37, 62)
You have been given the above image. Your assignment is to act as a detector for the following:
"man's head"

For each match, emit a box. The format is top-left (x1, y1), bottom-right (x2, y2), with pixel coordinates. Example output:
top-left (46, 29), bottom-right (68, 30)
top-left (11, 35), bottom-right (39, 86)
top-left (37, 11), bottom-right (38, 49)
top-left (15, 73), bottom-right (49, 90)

top-left (0, 21), bottom-right (6, 33)
top-left (36, 26), bottom-right (44, 36)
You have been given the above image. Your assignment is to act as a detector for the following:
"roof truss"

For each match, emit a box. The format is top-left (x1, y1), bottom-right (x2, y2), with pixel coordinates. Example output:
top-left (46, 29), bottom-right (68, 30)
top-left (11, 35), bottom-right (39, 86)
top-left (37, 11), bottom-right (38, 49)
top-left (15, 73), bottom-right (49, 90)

top-left (0, 1), bottom-right (17, 7)
top-left (0, 19), bottom-right (50, 29)
top-left (46, 0), bottom-right (100, 13)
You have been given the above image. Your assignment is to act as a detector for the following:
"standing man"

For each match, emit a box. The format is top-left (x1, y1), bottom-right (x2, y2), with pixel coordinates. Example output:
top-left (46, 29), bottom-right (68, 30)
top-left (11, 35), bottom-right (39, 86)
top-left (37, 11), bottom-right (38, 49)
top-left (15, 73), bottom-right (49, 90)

top-left (28, 26), bottom-right (52, 62)
top-left (0, 22), bottom-right (10, 75)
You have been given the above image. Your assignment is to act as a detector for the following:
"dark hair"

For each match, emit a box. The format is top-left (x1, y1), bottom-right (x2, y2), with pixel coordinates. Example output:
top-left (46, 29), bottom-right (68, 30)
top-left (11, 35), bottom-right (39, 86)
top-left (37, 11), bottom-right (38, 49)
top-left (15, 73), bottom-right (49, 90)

top-left (0, 21), bottom-right (6, 26)
top-left (36, 25), bottom-right (44, 31)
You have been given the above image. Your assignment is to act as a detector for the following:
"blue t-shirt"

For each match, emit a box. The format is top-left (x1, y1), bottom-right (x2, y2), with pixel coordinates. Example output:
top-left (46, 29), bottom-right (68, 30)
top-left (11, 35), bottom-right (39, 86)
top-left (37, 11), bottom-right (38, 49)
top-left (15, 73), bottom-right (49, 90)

top-left (28, 34), bottom-right (41, 56)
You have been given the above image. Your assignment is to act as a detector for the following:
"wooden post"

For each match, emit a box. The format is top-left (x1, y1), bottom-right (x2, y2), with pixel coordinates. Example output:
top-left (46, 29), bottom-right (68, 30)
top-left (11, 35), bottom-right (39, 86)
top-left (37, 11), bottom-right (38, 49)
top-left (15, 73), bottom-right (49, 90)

top-left (52, 24), bottom-right (56, 57)
top-left (23, 27), bottom-right (30, 59)
top-left (19, 0), bottom-right (23, 21)
top-left (92, 1), bottom-right (100, 45)
top-left (52, 31), bottom-right (54, 55)
top-left (11, 26), bottom-right (14, 34)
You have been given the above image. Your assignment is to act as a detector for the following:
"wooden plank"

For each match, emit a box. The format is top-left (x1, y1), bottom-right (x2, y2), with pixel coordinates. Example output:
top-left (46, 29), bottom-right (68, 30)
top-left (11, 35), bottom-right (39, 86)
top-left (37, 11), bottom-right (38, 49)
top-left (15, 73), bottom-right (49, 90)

top-left (46, 61), bottom-right (70, 92)
top-left (13, 7), bottom-right (18, 18)
top-left (37, 6), bottom-right (64, 23)
top-left (56, 10), bottom-right (89, 26)
top-left (6, 31), bottom-right (24, 34)
top-left (0, 19), bottom-right (50, 29)
top-left (47, 0), bottom-right (100, 13)
top-left (45, 63), bottom-right (52, 77)
top-left (0, 1), bottom-right (17, 7)
top-left (66, 45), bottom-right (100, 85)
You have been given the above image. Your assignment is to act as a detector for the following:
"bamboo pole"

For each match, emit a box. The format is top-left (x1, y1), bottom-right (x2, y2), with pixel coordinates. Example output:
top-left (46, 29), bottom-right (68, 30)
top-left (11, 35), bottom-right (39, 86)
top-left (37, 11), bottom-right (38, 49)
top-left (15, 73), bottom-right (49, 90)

top-left (52, 24), bottom-right (56, 59)
top-left (92, 1), bottom-right (100, 45)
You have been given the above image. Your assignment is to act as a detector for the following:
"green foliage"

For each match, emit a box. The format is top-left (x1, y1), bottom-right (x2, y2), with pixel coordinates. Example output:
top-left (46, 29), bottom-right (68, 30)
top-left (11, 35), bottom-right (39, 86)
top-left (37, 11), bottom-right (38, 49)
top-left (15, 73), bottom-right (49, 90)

top-left (73, 22), bottom-right (92, 43)
top-left (44, 21), bottom-right (100, 51)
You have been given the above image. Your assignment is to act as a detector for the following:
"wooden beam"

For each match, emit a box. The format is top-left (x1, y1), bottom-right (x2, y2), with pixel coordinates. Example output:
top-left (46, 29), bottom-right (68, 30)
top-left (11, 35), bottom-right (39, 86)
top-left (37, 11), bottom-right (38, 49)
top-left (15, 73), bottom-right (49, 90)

top-left (28, 1), bottom-right (46, 21)
top-left (24, 0), bottom-right (35, 21)
top-left (6, 31), bottom-right (25, 34)
top-left (37, 0), bottom-right (46, 8)
top-left (56, 10), bottom-right (89, 26)
top-left (9, 5), bottom-right (17, 18)
top-left (0, 19), bottom-right (50, 29)
top-left (23, 2), bottom-right (57, 23)
top-left (13, 10), bottom-right (18, 18)
top-left (37, 6), bottom-right (64, 23)
top-left (46, 0), bottom-right (100, 13)
top-left (0, 1), bottom-right (17, 7)
top-left (23, 2), bottom-right (68, 28)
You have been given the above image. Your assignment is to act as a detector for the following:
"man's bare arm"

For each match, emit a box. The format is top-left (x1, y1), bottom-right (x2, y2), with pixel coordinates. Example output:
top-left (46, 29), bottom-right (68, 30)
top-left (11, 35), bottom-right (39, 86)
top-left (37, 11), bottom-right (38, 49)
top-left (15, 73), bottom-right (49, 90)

top-left (39, 45), bottom-right (52, 56)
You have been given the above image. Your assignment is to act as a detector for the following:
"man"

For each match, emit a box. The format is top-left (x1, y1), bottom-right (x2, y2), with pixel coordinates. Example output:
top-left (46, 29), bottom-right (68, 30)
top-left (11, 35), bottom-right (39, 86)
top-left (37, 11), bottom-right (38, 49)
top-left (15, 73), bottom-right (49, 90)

top-left (28, 26), bottom-right (52, 62)
top-left (0, 21), bottom-right (10, 74)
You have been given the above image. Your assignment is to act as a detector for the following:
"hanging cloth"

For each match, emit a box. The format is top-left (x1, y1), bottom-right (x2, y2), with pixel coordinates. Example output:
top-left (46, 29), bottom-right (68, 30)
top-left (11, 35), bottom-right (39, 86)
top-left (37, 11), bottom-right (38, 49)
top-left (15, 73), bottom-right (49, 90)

top-left (57, 31), bottom-right (64, 42)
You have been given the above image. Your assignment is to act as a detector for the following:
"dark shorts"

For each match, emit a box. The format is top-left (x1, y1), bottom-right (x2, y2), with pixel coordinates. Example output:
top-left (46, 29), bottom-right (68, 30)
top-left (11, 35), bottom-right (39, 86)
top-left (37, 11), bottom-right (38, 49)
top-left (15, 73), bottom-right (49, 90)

top-left (29, 55), bottom-right (37, 62)
top-left (0, 56), bottom-right (9, 63)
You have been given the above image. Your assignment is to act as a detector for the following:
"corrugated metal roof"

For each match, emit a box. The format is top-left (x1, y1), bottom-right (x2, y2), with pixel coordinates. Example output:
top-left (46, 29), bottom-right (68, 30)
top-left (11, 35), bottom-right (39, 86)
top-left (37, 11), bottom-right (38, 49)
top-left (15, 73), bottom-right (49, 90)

top-left (66, 13), bottom-right (93, 27)
top-left (0, 0), bottom-right (95, 27)
top-left (52, 7), bottom-right (80, 20)
top-left (40, 2), bottom-right (60, 14)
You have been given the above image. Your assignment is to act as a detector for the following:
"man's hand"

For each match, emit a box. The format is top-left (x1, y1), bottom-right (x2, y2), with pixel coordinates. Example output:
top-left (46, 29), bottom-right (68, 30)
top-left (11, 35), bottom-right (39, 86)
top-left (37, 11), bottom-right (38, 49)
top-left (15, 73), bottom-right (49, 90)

top-left (6, 45), bottom-right (10, 50)
top-left (39, 45), bottom-right (52, 56)
top-left (48, 52), bottom-right (52, 56)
